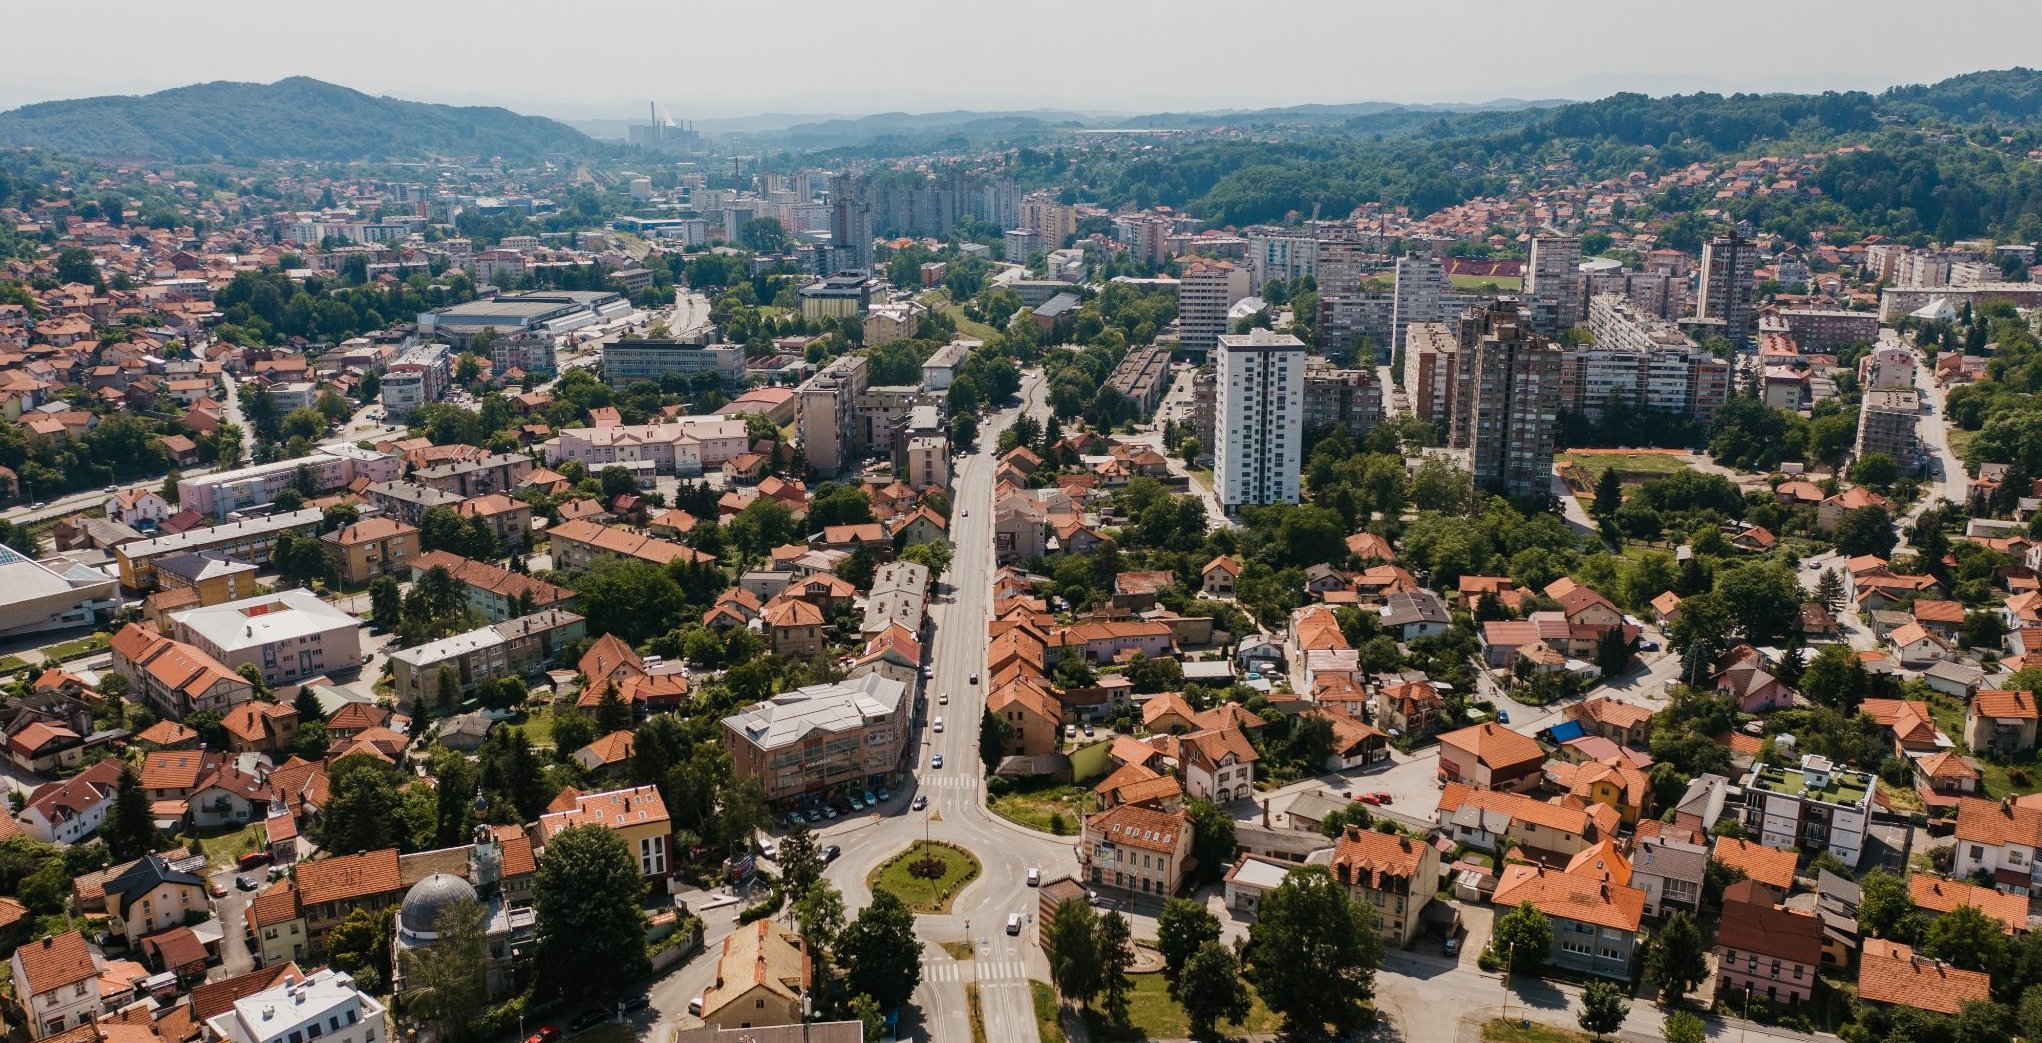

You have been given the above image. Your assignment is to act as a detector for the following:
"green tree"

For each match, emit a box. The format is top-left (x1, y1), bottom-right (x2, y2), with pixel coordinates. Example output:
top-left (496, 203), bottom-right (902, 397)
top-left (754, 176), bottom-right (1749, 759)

top-left (1179, 941), bottom-right (1251, 1040)
top-left (1859, 869), bottom-right (1923, 942)
top-left (1156, 897), bottom-right (1222, 988)
top-left (778, 821), bottom-right (824, 902)
top-left (1046, 897), bottom-right (1102, 1009)
top-left (533, 823), bottom-right (649, 997)
top-left (1184, 799), bottom-right (1236, 887)
top-left (1097, 910), bottom-right (1135, 1026)
top-left (979, 707), bottom-right (1012, 771)
top-left (1488, 901), bottom-right (1552, 971)
top-left (321, 754), bottom-right (400, 853)
top-left (369, 575), bottom-right (402, 629)
top-left (1834, 504), bottom-right (1899, 557)
top-left (1644, 912), bottom-right (1709, 1005)
top-left (1851, 452), bottom-right (1900, 488)
top-left (1800, 643), bottom-right (1869, 713)
top-left (104, 763), bottom-right (156, 862)
top-left (1593, 468), bottom-right (1623, 520)
top-left (1923, 902), bottom-right (2014, 975)
top-left (1578, 980), bottom-right (1631, 1039)
top-left (327, 906), bottom-right (393, 993)
top-left (795, 879), bottom-right (847, 956)
top-left (398, 899), bottom-right (489, 1043)
top-left (839, 890), bottom-right (923, 1011)
top-left (849, 994), bottom-right (884, 1043)
top-left (1241, 865), bottom-right (1383, 1038)
top-left (1815, 568), bottom-right (1845, 613)
top-left (1665, 1010), bottom-right (1708, 1043)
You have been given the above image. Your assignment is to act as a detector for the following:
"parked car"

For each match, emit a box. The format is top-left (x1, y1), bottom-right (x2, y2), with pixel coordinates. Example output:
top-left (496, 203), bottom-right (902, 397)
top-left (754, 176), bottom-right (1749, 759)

top-left (527, 1027), bottom-right (560, 1043)
top-left (755, 839), bottom-right (777, 859)
top-left (847, 797), bottom-right (864, 811)
top-left (619, 994), bottom-right (650, 1014)
top-left (234, 874), bottom-right (259, 891)
top-left (1495, 710), bottom-right (1510, 724)
top-left (1444, 934), bottom-right (1462, 957)
top-left (1064, 724), bottom-right (1077, 738)
top-left (1353, 792), bottom-right (1392, 806)
top-left (969, 674), bottom-right (979, 685)
top-left (569, 1009), bottom-right (607, 1032)
top-left (686, 997), bottom-right (702, 1017)
top-left (237, 851), bottom-right (272, 870)
top-left (210, 882), bottom-right (228, 898)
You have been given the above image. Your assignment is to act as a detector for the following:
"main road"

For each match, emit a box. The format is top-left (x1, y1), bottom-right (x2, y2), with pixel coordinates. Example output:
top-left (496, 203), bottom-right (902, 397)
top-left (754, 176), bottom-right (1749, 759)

top-left (818, 366), bottom-right (1074, 1042)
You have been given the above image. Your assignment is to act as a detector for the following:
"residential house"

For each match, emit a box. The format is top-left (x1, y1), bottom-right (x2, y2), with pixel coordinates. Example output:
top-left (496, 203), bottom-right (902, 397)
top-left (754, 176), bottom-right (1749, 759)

top-left (1967, 690), bottom-right (2039, 756)
top-left (1858, 938), bottom-right (1991, 1015)
top-left (319, 518), bottom-right (420, 585)
top-left (1712, 836), bottom-right (1801, 901)
top-left (1953, 796), bottom-right (2042, 895)
top-left (1329, 825), bottom-right (1441, 948)
top-left (1488, 851), bottom-right (1645, 980)
top-left (1437, 723), bottom-right (1545, 792)
top-left (1082, 803), bottom-right (1192, 898)
top-left (1564, 697), bottom-right (1654, 749)
top-left (1909, 873), bottom-right (2029, 934)
top-left (17, 760), bottom-right (122, 844)
top-left (103, 854), bottom-right (207, 947)
top-left (1716, 887), bottom-right (1824, 1007)
top-left (537, 785), bottom-right (672, 879)
top-left (1201, 556), bottom-right (1240, 598)
top-left (1630, 821), bottom-right (1709, 920)
top-left (761, 597), bottom-right (825, 658)
top-left (10, 931), bottom-right (104, 1039)
top-left (700, 921), bottom-right (810, 1031)
top-left (1380, 590), bottom-right (1451, 641)
top-left (220, 701), bottom-right (298, 755)
top-left (1740, 755), bottom-right (1875, 868)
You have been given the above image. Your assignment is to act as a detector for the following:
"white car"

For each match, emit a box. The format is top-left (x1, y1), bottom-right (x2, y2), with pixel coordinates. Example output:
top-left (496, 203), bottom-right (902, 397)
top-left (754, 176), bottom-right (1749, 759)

top-left (933, 716), bottom-right (944, 732)
top-left (1027, 867), bottom-right (1041, 886)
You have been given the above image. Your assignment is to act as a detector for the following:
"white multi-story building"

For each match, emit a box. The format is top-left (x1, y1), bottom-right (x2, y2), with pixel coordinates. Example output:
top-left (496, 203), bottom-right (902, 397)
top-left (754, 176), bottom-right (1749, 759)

top-left (206, 967), bottom-right (387, 1043)
top-left (1740, 756), bottom-right (1874, 868)
top-left (543, 416), bottom-right (751, 477)
top-left (1246, 234), bottom-right (1318, 292)
top-left (1390, 254), bottom-right (1448, 353)
top-left (1527, 235), bottom-right (1584, 332)
top-left (1214, 329), bottom-right (1306, 512)
top-left (1179, 259), bottom-right (1250, 355)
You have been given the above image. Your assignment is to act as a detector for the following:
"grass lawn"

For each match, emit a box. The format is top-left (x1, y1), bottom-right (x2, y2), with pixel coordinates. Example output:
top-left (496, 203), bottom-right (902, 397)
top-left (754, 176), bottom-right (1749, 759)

top-left (0, 656), bottom-right (27, 675)
top-left (1558, 451), bottom-right (1693, 486)
top-left (1451, 274), bottom-right (1524, 292)
top-left (966, 984), bottom-right (989, 1043)
top-left (989, 785), bottom-right (1090, 835)
top-left (940, 941), bottom-right (975, 960)
top-left (1481, 1017), bottom-right (1595, 1043)
top-left (192, 822), bottom-right (265, 868)
top-left (1947, 426), bottom-right (1977, 466)
top-left (1031, 981), bottom-right (1067, 1043)
top-left (42, 632), bottom-right (110, 662)
top-left (512, 705), bottom-right (558, 748)
top-left (869, 841), bottom-right (982, 913)
top-left (1080, 972), bottom-right (1280, 1038)
top-left (924, 295), bottom-right (1001, 342)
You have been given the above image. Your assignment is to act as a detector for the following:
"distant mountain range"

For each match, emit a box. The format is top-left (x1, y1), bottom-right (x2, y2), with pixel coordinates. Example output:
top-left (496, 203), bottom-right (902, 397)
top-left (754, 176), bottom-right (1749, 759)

top-left (6, 69), bottom-right (2042, 163)
top-left (0, 77), bottom-right (594, 162)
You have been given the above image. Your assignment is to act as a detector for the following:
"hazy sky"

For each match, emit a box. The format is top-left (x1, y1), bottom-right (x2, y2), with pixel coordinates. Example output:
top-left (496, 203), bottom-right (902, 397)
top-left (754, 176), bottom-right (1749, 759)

top-left (7, 0), bottom-right (2041, 119)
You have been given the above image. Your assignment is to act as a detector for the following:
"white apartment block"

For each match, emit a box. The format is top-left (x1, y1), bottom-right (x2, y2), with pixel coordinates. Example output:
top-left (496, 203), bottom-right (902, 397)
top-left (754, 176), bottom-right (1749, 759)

top-left (1390, 254), bottom-right (1447, 352)
top-left (1178, 260), bottom-right (1250, 355)
top-left (543, 417), bottom-right (750, 477)
top-left (1527, 235), bottom-right (1584, 331)
top-left (1740, 757), bottom-right (1874, 868)
top-left (1246, 234), bottom-right (1318, 291)
top-left (1214, 329), bottom-right (1306, 512)
top-left (206, 968), bottom-right (387, 1043)
top-left (177, 448), bottom-right (402, 521)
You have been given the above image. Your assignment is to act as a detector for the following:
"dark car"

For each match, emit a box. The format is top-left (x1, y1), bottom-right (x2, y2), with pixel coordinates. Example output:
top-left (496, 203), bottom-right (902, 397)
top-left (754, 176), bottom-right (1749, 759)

top-left (234, 874), bottom-right (259, 891)
top-left (618, 994), bottom-right (651, 1014)
top-left (821, 844), bottom-right (842, 863)
top-left (569, 1009), bottom-right (607, 1032)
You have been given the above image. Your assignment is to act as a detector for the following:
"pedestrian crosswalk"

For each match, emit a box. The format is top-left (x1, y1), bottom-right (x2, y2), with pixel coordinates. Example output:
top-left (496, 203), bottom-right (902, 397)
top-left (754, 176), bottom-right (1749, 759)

top-left (923, 959), bottom-right (1027, 983)
top-left (916, 775), bottom-right (979, 790)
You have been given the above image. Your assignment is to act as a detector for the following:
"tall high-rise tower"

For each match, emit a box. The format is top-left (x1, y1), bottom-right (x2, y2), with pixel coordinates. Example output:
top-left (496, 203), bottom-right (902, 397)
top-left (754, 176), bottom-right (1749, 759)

top-left (1214, 329), bottom-right (1308, 512)
top-left (1449, 302), bottom-right (1562, 501)
top-left (1698, 234), bottom-right (1757, 344)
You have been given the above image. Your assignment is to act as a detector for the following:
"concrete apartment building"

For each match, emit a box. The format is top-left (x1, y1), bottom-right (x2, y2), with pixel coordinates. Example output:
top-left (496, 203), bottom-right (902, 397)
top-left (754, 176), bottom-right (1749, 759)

top-left (1778, 308), bottom-right (1879, 353)
top-left (1082, 804), bottom-right (1192, 898)
top-left (1329, 825), bottom-right (1443, 948)
top-left (1698, 235), bottom-right (1758, 343)
top-left (1526, 235), bottom-right (1584, 332)
top-left (381, 343), bottom-right (453, 420)
top-left (542, 417), bottom-right (749, 477)
top-left (721, 674), bottom-right (910, 806)
top-left (320, 517), bottom-right (421, 585)
top-left (206, 967), bottom-right (387, 1043)
top-left (1301, 358), bottom-right (1382, 436)
top-left (797, 273), bottom-right (874, 320)
top-left (178, 448), bottom-right (401, 521)
top-left (1741, 756), bottom-right (1875, 867)
top-left (1450, 302), bottom-right (1562, 500)
top-left (1214, 329), bottom-right (1307, 512)
top-left (109, 622), bottom-right (257, 720)
top-left (410, 552), bottom-right (577, 623)
top-left (1855, 389), bottom-right (1922, 465)
top-left (904, 435), bottom-right (950, 493)
top-left (1391, 253), bottom-right (1455, 354)
top-left (416, 453), bottom-right (534, 498)
top-left (1178, 259), bottom-right (1250, 355)
top-left (1105, 344), bottom-right (1173, 416)
top-left (1316, 290), bottom-right (1399, 364)
top-left (1569, 295), bottom-right (1732, 424)
top-left (1584, 268), bottom-right (1677, 320)
top-left (1246, 233), bottom-right (1318, 291)
top-left (115, 509), bottom-right (328, 591)
top-left (171, 588), bottom-right (363, 688)
top-left (603, 339), bottom-right (744, 390)
top-left (797, 354), bottom-right (869, 476)
top-left (389, 609), bottom-right (586, 703)
top-left (1402, 321), bottom-right (1459, 426)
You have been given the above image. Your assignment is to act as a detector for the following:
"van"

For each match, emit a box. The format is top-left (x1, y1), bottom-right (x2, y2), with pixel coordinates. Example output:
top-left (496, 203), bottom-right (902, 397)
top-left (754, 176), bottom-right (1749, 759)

top-left (687, 996), bottom-right (702, 1017)
top-left (1006, 913), bottom-right (1022, 935)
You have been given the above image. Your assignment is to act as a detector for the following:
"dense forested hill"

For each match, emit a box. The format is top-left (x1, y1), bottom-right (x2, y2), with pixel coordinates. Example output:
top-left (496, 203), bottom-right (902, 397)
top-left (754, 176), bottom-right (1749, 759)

top-left (0, 77), bottom-right (593, 162)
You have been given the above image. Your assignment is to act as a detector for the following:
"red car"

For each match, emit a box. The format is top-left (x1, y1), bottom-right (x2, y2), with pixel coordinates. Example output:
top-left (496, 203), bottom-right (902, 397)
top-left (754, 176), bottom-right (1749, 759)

top-left (1352, 792), bottom-right (1393, 806)
top-left (527, 1028), bottom-right (560, 1043)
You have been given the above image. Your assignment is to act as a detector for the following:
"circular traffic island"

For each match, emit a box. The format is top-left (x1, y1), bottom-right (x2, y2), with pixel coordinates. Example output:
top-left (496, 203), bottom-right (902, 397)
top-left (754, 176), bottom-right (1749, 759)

top-left (868, 840), bottom-right (982, 914)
